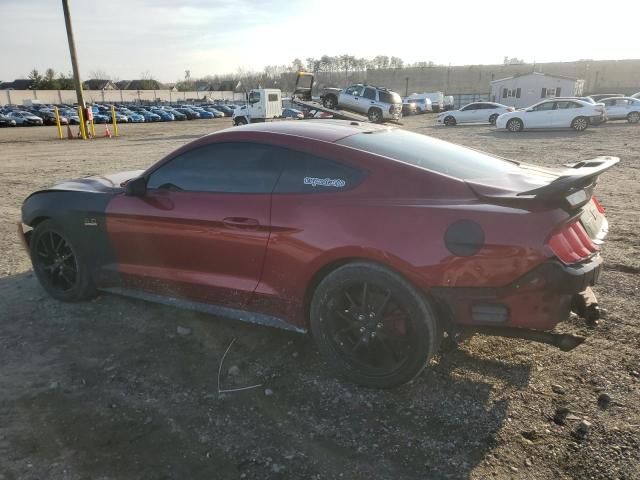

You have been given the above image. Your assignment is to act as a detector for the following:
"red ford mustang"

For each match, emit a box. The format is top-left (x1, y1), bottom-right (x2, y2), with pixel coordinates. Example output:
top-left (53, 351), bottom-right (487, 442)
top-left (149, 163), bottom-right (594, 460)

top-left (20, 121), bottom-right (616, 387)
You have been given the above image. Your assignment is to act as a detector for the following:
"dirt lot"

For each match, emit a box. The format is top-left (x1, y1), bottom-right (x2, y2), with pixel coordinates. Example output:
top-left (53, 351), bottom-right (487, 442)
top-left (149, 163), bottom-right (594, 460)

top-left (0, 117), bottom-right (638, 480)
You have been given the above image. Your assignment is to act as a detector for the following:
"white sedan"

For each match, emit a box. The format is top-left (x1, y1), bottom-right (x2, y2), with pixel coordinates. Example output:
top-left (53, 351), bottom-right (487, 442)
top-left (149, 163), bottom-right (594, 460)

top-left (496, 98), bottom-right (605, 132)
top-left (600, 97), bottom-right (640, 123)
top-left (437, 102), bottom-right (514, 125)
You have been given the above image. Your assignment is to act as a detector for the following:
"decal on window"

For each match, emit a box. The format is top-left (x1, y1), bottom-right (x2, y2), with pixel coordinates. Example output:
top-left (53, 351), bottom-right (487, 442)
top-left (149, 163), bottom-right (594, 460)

top-left (304, 177), bottom-right (346, 188)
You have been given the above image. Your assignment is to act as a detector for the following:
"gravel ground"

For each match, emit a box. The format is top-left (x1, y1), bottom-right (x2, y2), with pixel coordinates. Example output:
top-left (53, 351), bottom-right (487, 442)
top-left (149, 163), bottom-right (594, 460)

top-left (0, 116), bottom-right (638, 480)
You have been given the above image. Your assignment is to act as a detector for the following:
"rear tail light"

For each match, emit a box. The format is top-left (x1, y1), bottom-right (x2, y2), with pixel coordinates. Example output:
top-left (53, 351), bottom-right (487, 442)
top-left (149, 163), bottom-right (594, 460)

top-left (547, 219), bottom-right (599, 265)
top-left (592, 196), bottom-right (605, 213)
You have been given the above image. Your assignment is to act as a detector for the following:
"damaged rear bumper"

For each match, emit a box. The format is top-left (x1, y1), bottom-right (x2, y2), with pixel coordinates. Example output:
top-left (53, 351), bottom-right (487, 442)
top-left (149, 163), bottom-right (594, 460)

top-left (431, 255), bottom-right (603, 331)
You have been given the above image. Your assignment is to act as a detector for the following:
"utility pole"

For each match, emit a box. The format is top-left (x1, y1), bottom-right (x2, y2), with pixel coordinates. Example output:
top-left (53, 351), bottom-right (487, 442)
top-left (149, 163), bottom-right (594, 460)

top-left (61, 0), bottom-right (85, 111)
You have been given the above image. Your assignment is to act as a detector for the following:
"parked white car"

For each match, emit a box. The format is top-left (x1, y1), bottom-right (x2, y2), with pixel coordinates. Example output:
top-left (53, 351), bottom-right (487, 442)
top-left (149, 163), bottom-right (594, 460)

top-left (496, 98), bottom-right (605, 132)
top-left (600, 97), bottom-right (640, 123)
top-left (437, 102), bottom-right (514, 126)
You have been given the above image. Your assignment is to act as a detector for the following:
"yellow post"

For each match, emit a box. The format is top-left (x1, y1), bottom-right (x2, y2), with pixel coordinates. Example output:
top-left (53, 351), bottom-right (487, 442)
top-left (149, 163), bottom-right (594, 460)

top-left (54, 107), bottom-right (63, 139)
top-left (90, 117), bottom-right (96, 138)
top-left (111, 105), bottom-right (119, 137)
top-left (77, 105), bottom-right (87, 139)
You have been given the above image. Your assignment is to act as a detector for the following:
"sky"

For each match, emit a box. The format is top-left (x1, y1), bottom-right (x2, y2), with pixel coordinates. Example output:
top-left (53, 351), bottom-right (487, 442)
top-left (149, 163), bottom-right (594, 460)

top-left (1, 0), bottom-right (639, 83)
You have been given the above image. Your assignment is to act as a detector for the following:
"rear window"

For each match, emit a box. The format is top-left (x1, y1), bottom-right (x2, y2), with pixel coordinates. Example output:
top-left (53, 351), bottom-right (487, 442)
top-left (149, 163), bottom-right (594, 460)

top-left (337, 129), bottom-right (523, 181)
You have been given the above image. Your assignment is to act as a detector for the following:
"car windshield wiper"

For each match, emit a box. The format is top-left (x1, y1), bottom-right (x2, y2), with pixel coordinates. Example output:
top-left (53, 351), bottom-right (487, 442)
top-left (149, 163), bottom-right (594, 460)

top-left (157, 183), bottom-right (183, 191)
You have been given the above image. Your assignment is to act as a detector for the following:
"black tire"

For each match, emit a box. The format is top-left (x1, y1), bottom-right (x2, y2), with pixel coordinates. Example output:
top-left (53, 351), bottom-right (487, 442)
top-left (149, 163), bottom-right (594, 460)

top-left (29, 219), bottom-right (95, 302)
top-left (627, 111), bottom-right (640, 123)
top-left (367, 108), bottom-right (383, 123)
top-left (443, 116), bottom-right (456, 126)
top-left (571, 116), bottom-right (589, 131)
top-left (489, 113), bottom-right (499, 125)
top-left (310, 262), bottom-right (441, 388)
top-left (323, 95), bottom-right (337, 109)
top-left (234, 116), bottom-right (248, 126)
top-left (506, 118), bottom-right (523, 132)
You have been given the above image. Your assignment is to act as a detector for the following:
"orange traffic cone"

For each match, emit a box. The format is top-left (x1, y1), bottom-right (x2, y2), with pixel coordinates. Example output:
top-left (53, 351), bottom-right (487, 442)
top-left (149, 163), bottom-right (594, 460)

top-left (67, 124), bottom-right (74, 139)
top-left (104, 124), bottom-right (112, 138)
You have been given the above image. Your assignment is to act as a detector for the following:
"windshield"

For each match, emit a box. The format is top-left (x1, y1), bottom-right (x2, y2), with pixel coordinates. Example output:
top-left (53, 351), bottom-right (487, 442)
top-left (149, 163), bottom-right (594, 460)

top-left (337, 128), bottom-right (525, 181)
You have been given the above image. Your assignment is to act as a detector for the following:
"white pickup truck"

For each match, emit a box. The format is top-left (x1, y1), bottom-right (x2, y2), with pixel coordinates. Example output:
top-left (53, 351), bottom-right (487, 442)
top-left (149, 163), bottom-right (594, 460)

top-left (232, 88), bottom-right (282, 125)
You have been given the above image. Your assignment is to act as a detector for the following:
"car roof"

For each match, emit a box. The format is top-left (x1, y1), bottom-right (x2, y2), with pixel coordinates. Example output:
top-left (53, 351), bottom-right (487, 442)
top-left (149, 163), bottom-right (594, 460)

top-left (220, 120), bottom-right (391, 143)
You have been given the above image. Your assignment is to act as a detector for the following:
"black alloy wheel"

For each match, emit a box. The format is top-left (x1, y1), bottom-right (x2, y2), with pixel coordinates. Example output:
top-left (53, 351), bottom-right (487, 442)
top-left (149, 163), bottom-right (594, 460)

top-left (311, 263), bottom-right (440, 388)
top-left (30, 220), bottom-right (95, 301)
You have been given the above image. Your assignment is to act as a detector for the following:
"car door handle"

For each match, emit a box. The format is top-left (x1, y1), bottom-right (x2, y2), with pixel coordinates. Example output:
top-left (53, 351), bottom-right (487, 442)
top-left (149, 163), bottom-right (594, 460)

top-left (223, 217), bottom-right (260, 229)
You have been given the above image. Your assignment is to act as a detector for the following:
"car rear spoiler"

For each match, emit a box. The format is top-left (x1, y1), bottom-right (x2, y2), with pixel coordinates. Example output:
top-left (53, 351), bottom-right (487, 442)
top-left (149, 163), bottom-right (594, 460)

top-left (516, 156), bottom-right (619, 200)
top-left (468, 156), bottom-right (619, 210)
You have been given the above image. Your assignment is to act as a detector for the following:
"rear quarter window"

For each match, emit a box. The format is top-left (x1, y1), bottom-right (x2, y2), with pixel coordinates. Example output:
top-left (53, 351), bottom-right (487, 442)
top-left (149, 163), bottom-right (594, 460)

top-left (272, 148), bottom-right (365, 193)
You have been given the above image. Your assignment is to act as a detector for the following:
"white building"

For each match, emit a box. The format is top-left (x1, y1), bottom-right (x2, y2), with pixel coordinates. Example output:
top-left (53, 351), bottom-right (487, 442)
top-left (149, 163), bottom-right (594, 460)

top-left (490, 72), bottom-right (584, 108)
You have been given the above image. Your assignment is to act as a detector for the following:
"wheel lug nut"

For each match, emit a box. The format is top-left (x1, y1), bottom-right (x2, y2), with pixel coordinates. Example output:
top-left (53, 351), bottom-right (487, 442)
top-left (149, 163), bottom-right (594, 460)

top-left (359, 327), bottom-right (366, 333)
top-left (369, 312), bottom-right (375, 318)
top-left (371, 332), bottom-right (376, 338)
top-left (377, 323), bottom-right (383, 329)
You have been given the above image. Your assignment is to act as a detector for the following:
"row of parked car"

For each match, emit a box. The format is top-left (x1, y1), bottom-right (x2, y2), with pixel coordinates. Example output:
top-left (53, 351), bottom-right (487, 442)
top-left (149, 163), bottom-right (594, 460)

top-left (0, 102), bottom-right (244, 127)
top-left (435, 92), bottom-right (640, 131)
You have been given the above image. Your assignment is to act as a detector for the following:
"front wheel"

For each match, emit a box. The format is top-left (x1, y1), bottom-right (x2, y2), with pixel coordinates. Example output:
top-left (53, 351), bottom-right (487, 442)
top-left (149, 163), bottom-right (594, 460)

top-left (571, 116), bottom-right (589, 131)
top-left (368, 108), bottom-right (383, 123)
top-left (310, 262), bottom-right (441, 388)
top-left (323, 96), bottom-right (337, 109)
top-left (29, 219), bottom-right (95, 302)
top-left (627, 111), bottom-right (640, 123)
top-left (506, 118), bottom-right (523, 132)
top-left (443, 116), bottom-right (456, 126)
top-left (234, 116), bottom-right (248, 126)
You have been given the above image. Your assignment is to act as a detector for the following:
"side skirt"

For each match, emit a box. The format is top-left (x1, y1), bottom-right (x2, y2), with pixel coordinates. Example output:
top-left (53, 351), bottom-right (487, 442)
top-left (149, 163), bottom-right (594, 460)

top-left (100, 287), bottom-right (307, 334)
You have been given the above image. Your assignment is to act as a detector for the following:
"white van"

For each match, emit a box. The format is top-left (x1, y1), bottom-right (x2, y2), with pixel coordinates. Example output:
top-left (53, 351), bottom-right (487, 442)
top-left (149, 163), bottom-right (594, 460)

top-left (408, 92), bottom-right (445, 112)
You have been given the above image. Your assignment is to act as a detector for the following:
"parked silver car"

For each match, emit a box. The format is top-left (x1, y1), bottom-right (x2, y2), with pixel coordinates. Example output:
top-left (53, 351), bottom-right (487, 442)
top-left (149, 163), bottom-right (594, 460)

top-left (600, 97), bottom-right (640, 123)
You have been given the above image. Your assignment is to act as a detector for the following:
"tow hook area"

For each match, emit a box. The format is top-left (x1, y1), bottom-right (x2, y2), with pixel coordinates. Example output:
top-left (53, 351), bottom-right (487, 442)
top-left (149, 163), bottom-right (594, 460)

top-left (572, 286), bottom-right (600, 325)
top-left (460, 326), bottom-right (586, 351)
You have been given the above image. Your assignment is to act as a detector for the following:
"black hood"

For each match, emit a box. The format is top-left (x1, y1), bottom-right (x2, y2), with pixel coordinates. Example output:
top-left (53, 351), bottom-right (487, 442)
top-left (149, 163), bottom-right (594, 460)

top-left (44, 170), bottom-right (144, 194)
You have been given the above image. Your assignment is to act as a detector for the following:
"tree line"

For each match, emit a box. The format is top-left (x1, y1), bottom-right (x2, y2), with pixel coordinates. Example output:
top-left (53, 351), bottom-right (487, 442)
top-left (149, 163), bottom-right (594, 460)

top-left (26, 68), bottom-right (75, 90)
top-left (21, 54), bottom-right (450, 92)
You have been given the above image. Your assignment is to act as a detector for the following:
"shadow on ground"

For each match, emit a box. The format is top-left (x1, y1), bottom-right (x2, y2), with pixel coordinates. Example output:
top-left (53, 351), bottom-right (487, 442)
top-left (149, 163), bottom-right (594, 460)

top-left (0, 272), bottom-right (531, 479)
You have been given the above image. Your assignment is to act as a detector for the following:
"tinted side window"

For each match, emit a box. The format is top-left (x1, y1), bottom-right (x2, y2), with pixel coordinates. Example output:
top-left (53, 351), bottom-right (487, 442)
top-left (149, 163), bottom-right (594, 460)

top-left (147, 143), bottom-right (281, 193)
top-left (363, 88), bottom-right (376, 100)
top-left (533, 102), bottom-right (554, 111)
top-left (379, 90), bottom-right (399, 103)
top-left (273, 148), bottom-right (365, 194)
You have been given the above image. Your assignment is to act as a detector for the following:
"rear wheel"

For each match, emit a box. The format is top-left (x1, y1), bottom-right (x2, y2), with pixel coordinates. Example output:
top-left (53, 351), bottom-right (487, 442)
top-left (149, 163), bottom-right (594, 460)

top-left (368, 108), bottom-right (383, 123)
top-left (30, 219), bottom-right (95, 302)
top-left (310, 262), bottom-right (441, 388)
top-left (489, 113), bottom-right (499, 125)
top-left (571, 116), bottom-right (589, 131)
top-left (443, 116), bottom-right (456, 126)
top-left (506, 118), bottom-right (523, 132)
top-left (627, 111), bottom-right (640, 123)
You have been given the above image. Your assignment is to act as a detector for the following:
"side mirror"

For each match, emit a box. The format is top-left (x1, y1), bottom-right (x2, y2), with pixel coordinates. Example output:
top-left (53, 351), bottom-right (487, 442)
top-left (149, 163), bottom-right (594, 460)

top-left (124, 176), bottom-right (147, 196)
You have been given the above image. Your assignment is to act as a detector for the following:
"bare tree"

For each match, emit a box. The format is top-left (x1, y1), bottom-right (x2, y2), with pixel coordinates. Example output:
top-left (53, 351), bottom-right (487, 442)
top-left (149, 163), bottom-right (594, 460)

top-left (89, 69), bottom-right (110, 80)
